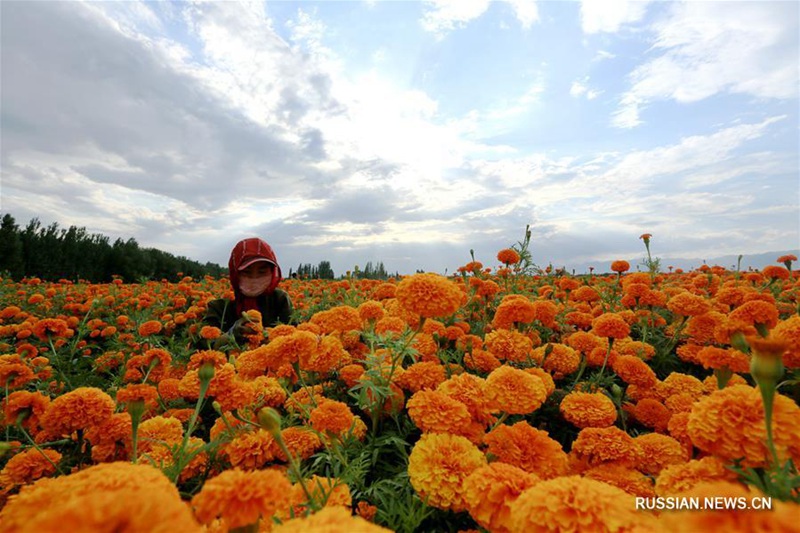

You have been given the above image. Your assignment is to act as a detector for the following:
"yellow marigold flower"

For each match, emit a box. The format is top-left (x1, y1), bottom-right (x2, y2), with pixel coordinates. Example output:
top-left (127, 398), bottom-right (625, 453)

top-left (485, 365), bottom-right (547, 415)
top-left (395, 273), bottom-right (464, 318)
top-left (655, 456), bottom-right (737, 496)
top-left (192, 468), bottom-right (293, 529)
top-left (560, 391), bottom-right (617, 428)
top-left (583, 463), bottom-right (655, 498)
top-left (484, 421), bottom-right (569, 479)
top-left (309, 399), bottom-right (356, 437)
top-left (509, 476), bottom-right (648, 533)
top-left (570, 427), bottom-right (643, 471)
top-left (591, 313), bottom-right (631, 339)
top-left (634, 433), bottom-right (686, 475)
top-left (657, 480), bottom-right (797, 532)
top-left (272, 505), bottom-right (391, 532)
top-left (40, 386), bottom-right (115, 437)
top-left (686, 385), bottom-right (800, 468)
top-left (407, 432), bottom-right (487, 512)
top-left (532, 342), bottom-right (581, 378)
top-left (463, 462), bottom-right (540, 533)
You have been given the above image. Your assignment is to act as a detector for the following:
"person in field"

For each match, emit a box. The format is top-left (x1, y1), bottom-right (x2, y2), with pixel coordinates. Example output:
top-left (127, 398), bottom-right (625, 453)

top-left (203, 237), bottom-right (293, 344)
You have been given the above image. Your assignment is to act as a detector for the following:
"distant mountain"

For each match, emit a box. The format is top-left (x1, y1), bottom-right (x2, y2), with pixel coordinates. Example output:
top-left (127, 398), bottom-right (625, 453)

top-left (563, 250), bottom-right (799, 275)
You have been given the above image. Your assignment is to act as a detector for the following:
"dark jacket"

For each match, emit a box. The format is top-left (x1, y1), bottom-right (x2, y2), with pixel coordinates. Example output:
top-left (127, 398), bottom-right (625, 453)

top-left (203, 288), bottom-right (294, 339)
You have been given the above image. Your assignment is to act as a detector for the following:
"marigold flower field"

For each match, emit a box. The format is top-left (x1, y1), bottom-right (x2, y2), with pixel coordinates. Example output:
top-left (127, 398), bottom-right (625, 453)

top-left (1, 249), bottom-right (799, 532)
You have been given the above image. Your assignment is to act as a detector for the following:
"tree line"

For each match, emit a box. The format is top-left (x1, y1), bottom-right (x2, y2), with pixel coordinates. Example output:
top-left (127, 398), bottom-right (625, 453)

top-left (0, 213), bottom-right (225, 282)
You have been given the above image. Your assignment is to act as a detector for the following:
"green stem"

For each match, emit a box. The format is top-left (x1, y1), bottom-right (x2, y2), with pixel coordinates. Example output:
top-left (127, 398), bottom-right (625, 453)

top-left (17, 420), bottom-right (64, 475)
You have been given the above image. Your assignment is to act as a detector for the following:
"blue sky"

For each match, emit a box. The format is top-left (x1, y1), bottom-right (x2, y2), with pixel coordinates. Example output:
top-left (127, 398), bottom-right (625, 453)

top-left (1, 0), bottom-right (798, 275)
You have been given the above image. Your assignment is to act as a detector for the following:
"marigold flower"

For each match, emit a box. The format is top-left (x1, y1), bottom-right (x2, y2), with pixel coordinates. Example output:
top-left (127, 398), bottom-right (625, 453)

top-left (274, 426), bottom-right (322, 462)
top-left (631, 398), bottom-right (671, 433)
top-left (224, 429), bottom-right (276, 469)
top-left (309, 399), bottom-right (356, 437)
top-left (532, 342), bottom-right (581, 378)
top-left (463, 462), bottom-right (540, 533)
top-left (634, 433), bottom-right (686, 475)
top-left (591, 313), bottom-right (630, 339)
top-left (407, 389), bottom-right (479, 440)
top-left (696, 346), bottom-right (750, 373)
top-left (187, 349), bottom-right (228, 371)
top-left (658, 480), bottom-right (797, 532)
top-left (611, 260), bottom-right (630, 273)
top-left (484, 329), bottom-right (534, 363)
top-left (463, 348), bottom-right (502, 374)
top-left (3, 390), bottom-right (50, 431)
top-left (484, 421), bottom-right (569, 479)
top-left (491, 295), bottom-right (536, 329)
top-left (192, 468), bottom-right (293, 528)
top-left (485, 365), bottom-right (547, 415)
top-left (666, 291), bottom-right (712, 317)
top-left (0, 357), bottom-right (35, 390)
top-left (761, 265), bottom-right (791, 281)
top-left (509, 476), bottom-right (646, 533)
top-left (310, 305), bottom-right (362, 334)
top-left (137, 320), bottom-right (163, 336)
top-left (1, 462), bottom-right (196, 533)
top-left (40, 387), bottom-right (115, 437)
top-left (138, 415), bottom-right (183, 452)
top-left (497, 248), bottom-right (521, 265)
top-left (773, 316), bottom-right (800, 368)
top-left (116, 383), bottom-right (159, 410)
top-left (238, 330), bottom-right (315, 378)
top-left (655, 456), bottom-right (738, 496)
top-left (407, 432), bottom-right (487, 512)
top-left (395, 273), bottom-right (464, 318)
top-left (199, 325), bottom-right (222, 340)
top-left (436, 372), bottom-right (496, 427)
top-left (395, 361), bottom-right (446, 393)
top-left (560, 392), bottom-right (617, 428)
top-left (0, 448), bottom-right (62, 491)
top-left (570, 426), bottom-right (643, 471)
top-left (583, 463), bottom-right (655, 498)
top-left (565, 331), bottom-right (603, 355)
top-left (611, 355), bottom-right (658, 388)
top-left (272, 505), bottom-right (390, 532)
top-left (686, 385), bottom-right (800, 467)
top-left (728, 300), bottom-right (780, 329)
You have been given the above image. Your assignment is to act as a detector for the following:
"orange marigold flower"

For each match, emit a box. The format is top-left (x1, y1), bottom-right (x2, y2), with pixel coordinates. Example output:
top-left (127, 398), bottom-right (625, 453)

top-left (272, 506), bottom-right (390, 532)
top-left (407, 432), bottom-right (487, 512)
top-left (0, 448), bottom-right (62, 490)
top-left (395, 273), bottom-right (464, 318)
top-left (696, 346), bottom-right (750, 373)
top-left (583, 463), bottom-right (655, 498)
top-left (484, 421), bottom-right (568, 480)
top-left (728, 300), bottom-right (780, 329)
top-left (138, 415), bottom-right (183, 452)
top-left (309, 399), bottom-right (356, 437)
top-left (631, 398), bottom-right (671, 433)
top-left (532, 343), bottom-right (581, 378)
top-left (395, 361), bottom-right (446, 393)
top-left (484, 329), bottom-right (534, 363)
top-left (485, 365), bottom-right (547, 415)
top-left (523, 367), bottom-right (555, 396)
top-left (463, 462), bottom-right (540, 533)
top-left (225, 429), bottom-right (276, 470)
top-left (192, 468), bottom-right (293, 528)
top-left (773, 316), bottom-right (800, 368)
top-left (611, 355), bottom-right (658, 388)
top-left (157, 378), bottom-right (182, 402)
top-left (137, 320), bottom-right (163, 336)
top-left (658, 480), bottom-right (797, 532)
top-left (509, 476), bottom-right (646, 533)
top-left (761, 265), bottom-right (791, 281)
top-left (634, 433), bottom-right (686, 475)
top-left (666, 291), bottom-right (712, 317)
top-left (559, 392), bottom-right (617, 429)
top-left (357, 300), bottom-right (386, 323)
top-left (591, 313), bottom-right (630, 339)
top-left (115, 383), bottom-right (159, 410)
top-left (570, 427), bottom-right (643, 470)
top-left (497, 248), bottom-right (521, 265)
top-left (3, 390), bottom-right (50, 431)
top-left (687, 385), bottom-right (800, 467)
top-left (40, 387), bottom-right (115, 437)
top-left (655, 456), bottom-right (738, 496)
top-left (565, 331), bottom-right (603, 355)
top-left (310, 305), bottom-right (362, 334)
top-left (615, 339), bottom-right (656, 361)
top-left (31, 318), bottom-right (72, 340)
top-left (238, 330), bottom-right (315, 378)
top-left (187, 349), bottom-right (228, 371)
top-left (491, 295), bottom-right (536, 329)
top-left (275, 427), bottom-right (322, 462)
top-left (199, 325), bottom-right (222, 340)
top-left (301, 335), bottom-right (348, 374)
top-left (656, 372), bottom-right (704, 401)
top-left (407, 390), bottom-right (477, 440)
top-left (610, 260), bottom-right (630, 273)
top-left (463, 348), bottom-right (502, 374)
top-left (436, 373), bottom-right (496, 427)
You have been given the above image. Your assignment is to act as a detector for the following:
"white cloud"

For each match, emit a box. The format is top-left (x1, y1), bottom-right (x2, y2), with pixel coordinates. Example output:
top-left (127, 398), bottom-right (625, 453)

top-left (570, 77), bottom-right (601, 100)
top-left (580, 0), bottom-right (650, 34)
top-left (614, 1), bottom-right (798, 128)
top-left (505, 0), bottom-right (539, 29)
top-left (420, 0), bottom-right (538, 37)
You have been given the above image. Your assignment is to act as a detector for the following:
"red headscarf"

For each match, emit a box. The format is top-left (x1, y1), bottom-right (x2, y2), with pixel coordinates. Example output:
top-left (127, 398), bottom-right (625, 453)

top-left (228, 238), bottom-right (283, 315)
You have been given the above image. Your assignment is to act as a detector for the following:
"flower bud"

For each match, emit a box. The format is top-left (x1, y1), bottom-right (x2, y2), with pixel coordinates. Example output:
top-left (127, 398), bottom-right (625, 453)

top-left (748, 336), bottom-right (787, 384)
top-left (198, 362), bottom-right (216, 383)
top-left (258, 407), bottom-right (282, 436)
top-left (212, 401), bottom-right (223, 415)
top-left (730, 331), bottom-right (750, 354)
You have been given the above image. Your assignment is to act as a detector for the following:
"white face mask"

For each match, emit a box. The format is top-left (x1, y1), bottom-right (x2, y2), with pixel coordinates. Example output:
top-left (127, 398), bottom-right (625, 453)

top-left (239, 276), bottom-right (271, 297)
